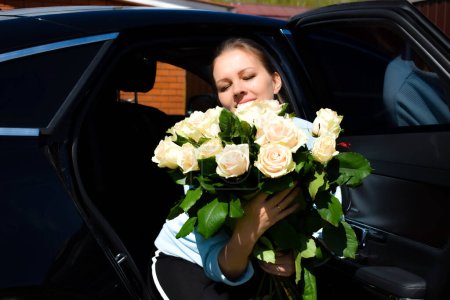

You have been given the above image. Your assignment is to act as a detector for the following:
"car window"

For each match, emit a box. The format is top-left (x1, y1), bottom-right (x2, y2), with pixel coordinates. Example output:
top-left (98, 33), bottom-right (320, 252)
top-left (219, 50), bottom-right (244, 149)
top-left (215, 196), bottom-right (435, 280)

top-left (0, 42), bottom-right (103, 128)
top-left (0, 138), bottom-right (81, 285)
top-left (294, 23), bottom-right (450, 134)
top-left (0, 135), bottom-right (135, 299)
top-left (119, 61), bottom-right (215, 116)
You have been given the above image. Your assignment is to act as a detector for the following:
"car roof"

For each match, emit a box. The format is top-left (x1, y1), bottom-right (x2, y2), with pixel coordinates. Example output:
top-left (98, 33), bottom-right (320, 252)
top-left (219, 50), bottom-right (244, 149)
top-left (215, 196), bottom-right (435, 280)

top-left (0, 5), bottom-right (121, 17)
top-left (0, 6), bottom-right (286, 54)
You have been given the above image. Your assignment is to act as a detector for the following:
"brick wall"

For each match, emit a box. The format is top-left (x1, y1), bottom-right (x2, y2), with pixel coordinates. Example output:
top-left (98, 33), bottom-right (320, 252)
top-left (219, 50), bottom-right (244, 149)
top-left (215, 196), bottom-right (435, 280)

top-left (0, 0), bottom-right (187, 115)
top-left (121, 62), bottom-right (186, 115)
top-left (414, 0), bottom-right (450, 38)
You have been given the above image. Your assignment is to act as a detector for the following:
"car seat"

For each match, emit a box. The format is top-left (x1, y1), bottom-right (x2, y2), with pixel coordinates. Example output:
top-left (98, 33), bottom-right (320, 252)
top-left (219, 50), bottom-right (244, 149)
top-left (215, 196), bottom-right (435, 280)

top-left (383, 54), bottom-right (450, 127)
top-left (78, 52), bottom-right (184, 280)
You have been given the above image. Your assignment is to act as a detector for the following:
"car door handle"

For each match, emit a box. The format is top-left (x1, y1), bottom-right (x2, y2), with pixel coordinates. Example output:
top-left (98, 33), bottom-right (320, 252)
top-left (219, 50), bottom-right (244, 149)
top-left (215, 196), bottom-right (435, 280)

top-left (358, 228), bottom-right (386, 247)
top-left (366, 230), bottom-right (386, 242)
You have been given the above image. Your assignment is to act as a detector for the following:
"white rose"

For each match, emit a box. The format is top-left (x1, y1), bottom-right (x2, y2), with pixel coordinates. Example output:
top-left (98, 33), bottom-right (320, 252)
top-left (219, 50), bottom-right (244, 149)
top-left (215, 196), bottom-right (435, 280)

top-left (311, 134), bottom-right (339, 164)
top-left (235, 100), bottom-right (283, 126)
top-left (198, 138), bottom-right (223, 159)
top-left (151, 137), bottom-right (181, 169)
top-left (201, 107), bottom-right (222, 138)
top-left (255, 144), bottom-right (295, 178)
top-left (169, 118), bottom-right (202, 142)
top-left (177, 143), bottom-right (199, 174)
top-left (169, 107), bottom-right (222, 142)
top-left (255, 115), bottom-right (308, 152)
top-left (216, 144), bottom-right (250, 178)
top-left (312, 108), bottom-right (343, 138)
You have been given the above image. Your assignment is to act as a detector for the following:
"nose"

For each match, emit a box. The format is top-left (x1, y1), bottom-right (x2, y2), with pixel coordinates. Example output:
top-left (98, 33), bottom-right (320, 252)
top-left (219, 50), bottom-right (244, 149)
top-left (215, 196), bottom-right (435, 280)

top-left (232, 81), bottom-right (246, 100)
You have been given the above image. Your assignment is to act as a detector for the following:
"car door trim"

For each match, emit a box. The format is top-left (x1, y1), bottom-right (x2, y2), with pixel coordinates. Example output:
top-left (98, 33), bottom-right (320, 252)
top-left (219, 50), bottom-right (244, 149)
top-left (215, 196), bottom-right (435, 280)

top-left (0, 127), bottom-right (39, 136)
top-left (0, 32), bottom-right (119, 63)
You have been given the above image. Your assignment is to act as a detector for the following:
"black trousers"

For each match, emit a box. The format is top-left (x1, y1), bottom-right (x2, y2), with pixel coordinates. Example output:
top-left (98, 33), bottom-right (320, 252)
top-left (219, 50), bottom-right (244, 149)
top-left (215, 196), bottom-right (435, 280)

top-left (149, 250), bottom-right (263, 300)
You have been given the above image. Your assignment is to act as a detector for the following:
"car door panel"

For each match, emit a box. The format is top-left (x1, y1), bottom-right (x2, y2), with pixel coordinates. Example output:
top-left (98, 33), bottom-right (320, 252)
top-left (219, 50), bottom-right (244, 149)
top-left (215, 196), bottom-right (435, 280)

top-left (288, 1), bottom-right (450, 299)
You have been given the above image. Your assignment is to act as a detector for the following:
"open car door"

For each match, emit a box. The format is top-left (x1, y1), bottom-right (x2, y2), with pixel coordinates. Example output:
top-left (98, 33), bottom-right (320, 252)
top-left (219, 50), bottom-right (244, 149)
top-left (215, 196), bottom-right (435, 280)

top-left (287, 1), bottom-right (450, 299)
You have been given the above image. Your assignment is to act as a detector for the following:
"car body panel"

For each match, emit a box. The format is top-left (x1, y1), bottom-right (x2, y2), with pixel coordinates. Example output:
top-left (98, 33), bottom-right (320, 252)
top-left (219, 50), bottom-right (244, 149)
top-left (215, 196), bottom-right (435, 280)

top-left (0, 2), bottom-right (449, 299)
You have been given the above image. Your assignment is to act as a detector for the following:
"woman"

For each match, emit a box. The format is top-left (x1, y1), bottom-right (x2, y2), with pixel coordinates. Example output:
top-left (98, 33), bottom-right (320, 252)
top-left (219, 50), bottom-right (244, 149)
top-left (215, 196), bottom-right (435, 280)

top-left (150, 38), bottom-right (310, 300)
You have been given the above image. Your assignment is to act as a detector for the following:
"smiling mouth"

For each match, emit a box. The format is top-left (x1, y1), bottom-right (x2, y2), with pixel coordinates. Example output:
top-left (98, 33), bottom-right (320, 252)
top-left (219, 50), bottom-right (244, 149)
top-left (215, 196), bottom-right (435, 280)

top-left (237, 98), bottom-right (255, 105)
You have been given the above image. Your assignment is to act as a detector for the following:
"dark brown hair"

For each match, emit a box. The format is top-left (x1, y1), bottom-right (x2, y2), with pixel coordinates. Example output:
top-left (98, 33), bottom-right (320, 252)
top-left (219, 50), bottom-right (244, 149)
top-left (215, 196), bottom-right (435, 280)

top-left (211, 37), bottom-right (277, 76)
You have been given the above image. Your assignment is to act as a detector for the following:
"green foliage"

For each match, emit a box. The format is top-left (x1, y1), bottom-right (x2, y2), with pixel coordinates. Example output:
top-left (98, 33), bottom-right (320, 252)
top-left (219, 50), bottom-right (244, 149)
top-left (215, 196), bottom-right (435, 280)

top-left (332, 152), bottom-right (373, 187)
top-left (219, 108), bottom-right (254, 144)
top-left (155, 103), bottom-right (371, 299)
top-left (322, 220), bottom-right (358, 258)
top-left (179, 187), bottom-right (203, 212)
top-left (176, 217), bottom-right (197, 238)
top-left (315, 191), bottom-right (343, 227)
top-left (197, 199), bottom-right (229, 239)
top-left (229, 197), bottom-right (244, 218)
top-left (302, 267), bottom-right (317, 300)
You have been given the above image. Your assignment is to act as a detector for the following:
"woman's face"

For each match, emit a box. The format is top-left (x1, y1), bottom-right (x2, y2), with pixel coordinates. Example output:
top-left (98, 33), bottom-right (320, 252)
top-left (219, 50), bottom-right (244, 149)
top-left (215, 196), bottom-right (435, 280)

top-left (212, 48), bottom-right (281, 111)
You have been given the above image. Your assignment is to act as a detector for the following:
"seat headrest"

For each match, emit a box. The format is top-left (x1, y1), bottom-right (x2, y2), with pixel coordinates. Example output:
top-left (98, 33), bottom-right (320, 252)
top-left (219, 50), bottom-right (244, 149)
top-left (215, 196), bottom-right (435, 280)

top-left (115, 52), bottom-right (156, 93)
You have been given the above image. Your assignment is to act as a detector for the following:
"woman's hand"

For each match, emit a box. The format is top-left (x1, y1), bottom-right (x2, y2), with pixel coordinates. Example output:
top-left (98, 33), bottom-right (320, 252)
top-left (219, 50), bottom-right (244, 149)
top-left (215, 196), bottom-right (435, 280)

top-left (258, 251), bottom-right (295, 277)
top-left (218, 185), bottom-right (301, 279)
top-left (235, 185), bottom-right (302, 245)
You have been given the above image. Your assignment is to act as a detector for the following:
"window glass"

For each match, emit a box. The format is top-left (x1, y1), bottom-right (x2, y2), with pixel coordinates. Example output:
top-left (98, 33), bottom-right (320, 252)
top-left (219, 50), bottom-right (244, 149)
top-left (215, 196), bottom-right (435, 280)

top-left (295, 23), bottom-right (450, 134)
top-left (119, 61), bottom-right (187, 115)
top-left (0, 137), bottom-right (133, 299)
top-left (0, 137), bottom-right (82, 285)
top-left (0, 42), bottom-right (102, 128)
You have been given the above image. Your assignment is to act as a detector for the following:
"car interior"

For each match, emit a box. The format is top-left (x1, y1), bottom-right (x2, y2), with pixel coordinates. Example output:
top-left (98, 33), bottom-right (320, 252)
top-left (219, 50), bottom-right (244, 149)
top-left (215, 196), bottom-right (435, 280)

top-left (74, 28), bottom-right (450, 299)
top-left (75, 38), bottom-right (224, 283)
top-left (292, 21), bottom-right (450, 300)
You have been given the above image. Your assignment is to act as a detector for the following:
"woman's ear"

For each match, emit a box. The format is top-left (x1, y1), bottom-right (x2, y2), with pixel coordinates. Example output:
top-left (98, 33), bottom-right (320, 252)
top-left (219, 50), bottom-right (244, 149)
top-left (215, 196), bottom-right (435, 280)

top-left (272, 72), bottom-right (282, 94)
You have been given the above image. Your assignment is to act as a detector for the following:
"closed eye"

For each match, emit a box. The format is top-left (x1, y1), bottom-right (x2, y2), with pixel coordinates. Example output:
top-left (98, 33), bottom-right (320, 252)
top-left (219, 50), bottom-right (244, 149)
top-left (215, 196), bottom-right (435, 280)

top-left (217, 84), bottom-right (230, 93)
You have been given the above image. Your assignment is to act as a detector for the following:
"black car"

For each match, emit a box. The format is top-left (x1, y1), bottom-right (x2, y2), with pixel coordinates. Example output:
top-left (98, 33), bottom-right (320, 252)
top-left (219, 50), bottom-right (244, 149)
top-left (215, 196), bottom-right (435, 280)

top-left (0, 1), bottom-right (449, 299)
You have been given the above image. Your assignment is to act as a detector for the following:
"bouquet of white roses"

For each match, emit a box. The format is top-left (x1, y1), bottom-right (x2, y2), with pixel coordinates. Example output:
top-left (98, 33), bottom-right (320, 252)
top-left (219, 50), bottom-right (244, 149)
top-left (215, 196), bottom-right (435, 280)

top-left (151, 100), bottom-right (372, 299)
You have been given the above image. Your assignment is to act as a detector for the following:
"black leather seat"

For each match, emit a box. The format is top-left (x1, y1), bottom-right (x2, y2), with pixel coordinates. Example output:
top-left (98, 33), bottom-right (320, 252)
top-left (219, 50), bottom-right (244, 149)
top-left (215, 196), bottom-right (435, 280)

top-left (79, 52), bottom-right (184, 278)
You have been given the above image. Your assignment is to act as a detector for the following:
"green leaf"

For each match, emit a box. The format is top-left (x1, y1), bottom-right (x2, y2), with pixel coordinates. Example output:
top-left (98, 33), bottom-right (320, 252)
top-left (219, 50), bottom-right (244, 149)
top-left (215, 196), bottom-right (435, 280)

top-left (197, 175), bottom-right (221, 193)
top-left (266, 220), bottom-right (301, 249)
top-left (300, 238), bottom-right (317, 259)
top-left (219, 109), bottom-right (245, 143)
top-left (167, 203), bottom-right (184, 220)
top-left (259, 236), bottom-right (275, 250)
top-left (253, 237), bottom-right (275, 263)
top-left (295, 161), bottom-right (306, 174)
top-left (333, 152), bottom-right (372, 187)
top-left (197, 199), bottom-right (228, 239)
top-left (179, 187), bottom-right (203, 212)
top-left (229, 198), bottom-right (244, 218)
top-left (167, 169), bottom-right (186, 185)
top-left (302, 267), bottom-right (317, 300)
top-left (175, 216), bottom-right (197, 238)
top-left (308, 171), bottom-right (326, 200)
top-left (315, 192), bottom-right (343, 227)
top-left (173, 134), bottom-right (190, 146)
top-left (260, 175), bottom-right (295, 195)
top-left (295, 251), bottom-right (302, 284)
top-left (322, 220), bottom-right (358, 258)
top-left (238, 119), bottom-right (254, 143)
top-left (254, 247), bottom-right (276, 264)
top-left (198, 157), bottom-right (217, 177)
top-left (218, 109), bottom-right (234, 141)
top-left (342, 221), bottom-right (358, 258)
top-left (293, 148), bottom-right (309, 165)
top-left (279, 102), bottom-right (289, 116)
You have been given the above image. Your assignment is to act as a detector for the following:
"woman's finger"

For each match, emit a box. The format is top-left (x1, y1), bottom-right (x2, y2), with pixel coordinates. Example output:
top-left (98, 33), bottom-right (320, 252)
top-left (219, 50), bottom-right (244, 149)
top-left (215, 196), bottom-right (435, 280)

top-left (258, 258), bottom-right (295, 277)
top-left (270, 186), bottom-right (302, 211)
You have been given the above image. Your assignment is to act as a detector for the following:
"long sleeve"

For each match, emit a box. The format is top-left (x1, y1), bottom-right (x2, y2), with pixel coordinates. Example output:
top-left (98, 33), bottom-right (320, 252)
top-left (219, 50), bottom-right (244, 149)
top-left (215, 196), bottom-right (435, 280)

top-left (195, 229), bottom-right (254, 286)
